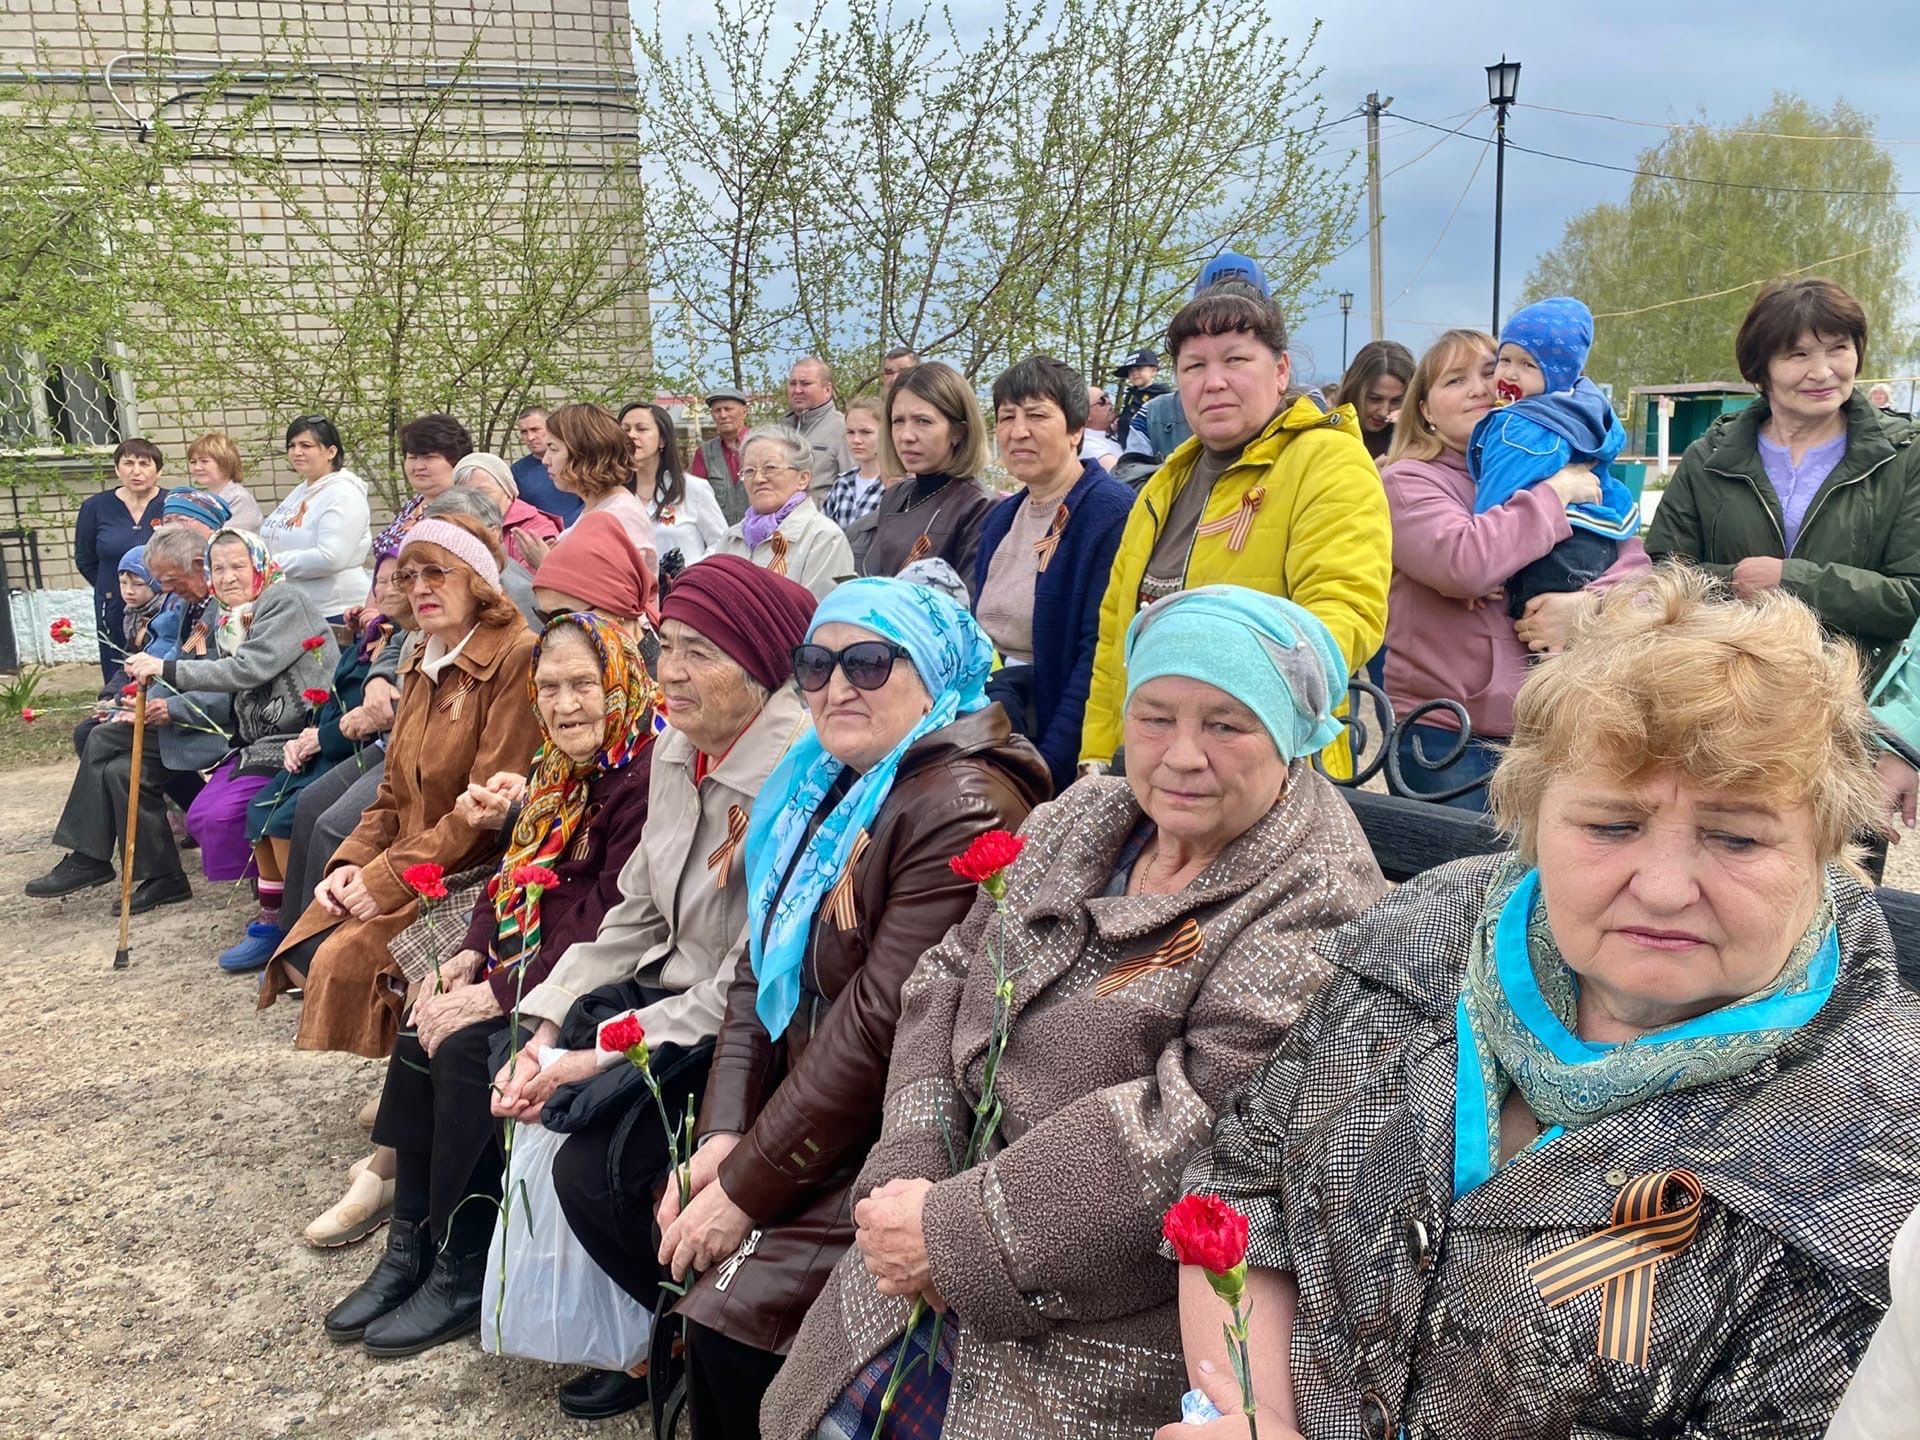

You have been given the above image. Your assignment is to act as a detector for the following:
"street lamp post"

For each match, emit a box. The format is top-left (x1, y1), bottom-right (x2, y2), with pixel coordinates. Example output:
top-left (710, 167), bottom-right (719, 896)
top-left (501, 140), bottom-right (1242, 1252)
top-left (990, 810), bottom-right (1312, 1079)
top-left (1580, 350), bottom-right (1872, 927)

top-left (1486, 55), bottom-right (1521, 335)
top-left (1339, 290), bottom-right (1354, 369)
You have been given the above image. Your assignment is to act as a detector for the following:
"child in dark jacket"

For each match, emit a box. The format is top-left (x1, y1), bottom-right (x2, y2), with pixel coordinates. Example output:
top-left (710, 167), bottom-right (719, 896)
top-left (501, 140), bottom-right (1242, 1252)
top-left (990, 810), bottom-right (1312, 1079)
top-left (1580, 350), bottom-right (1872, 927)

top-left (1470, 296), bottom-right (1638, 617)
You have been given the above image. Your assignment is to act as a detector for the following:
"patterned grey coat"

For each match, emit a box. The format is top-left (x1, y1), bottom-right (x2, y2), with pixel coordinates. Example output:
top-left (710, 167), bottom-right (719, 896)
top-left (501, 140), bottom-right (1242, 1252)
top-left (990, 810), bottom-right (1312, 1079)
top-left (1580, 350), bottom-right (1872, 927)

top-left (1180, 855), bottom-right (1920, 1440)
top-left (764, 768), bottom-right (1387, 1440)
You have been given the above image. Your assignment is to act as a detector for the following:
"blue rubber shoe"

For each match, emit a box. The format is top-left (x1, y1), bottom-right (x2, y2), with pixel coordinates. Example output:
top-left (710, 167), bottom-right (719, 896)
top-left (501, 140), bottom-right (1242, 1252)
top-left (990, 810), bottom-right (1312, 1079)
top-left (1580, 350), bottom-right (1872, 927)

top-left (219, 920), bottom-right (284, 973)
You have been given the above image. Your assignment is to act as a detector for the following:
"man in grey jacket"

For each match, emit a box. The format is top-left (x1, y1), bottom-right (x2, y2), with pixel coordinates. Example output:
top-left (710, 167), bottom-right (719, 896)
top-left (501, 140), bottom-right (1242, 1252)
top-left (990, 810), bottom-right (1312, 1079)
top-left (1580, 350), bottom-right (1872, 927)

top-left (780, 357), bottom-right (853, 504)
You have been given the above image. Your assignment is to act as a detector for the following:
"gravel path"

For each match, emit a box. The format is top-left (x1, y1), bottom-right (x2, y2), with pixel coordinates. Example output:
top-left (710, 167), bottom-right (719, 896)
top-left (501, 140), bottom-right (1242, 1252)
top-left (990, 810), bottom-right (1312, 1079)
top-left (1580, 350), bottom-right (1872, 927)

top-left (0, 761), bottom-right (627, 1440)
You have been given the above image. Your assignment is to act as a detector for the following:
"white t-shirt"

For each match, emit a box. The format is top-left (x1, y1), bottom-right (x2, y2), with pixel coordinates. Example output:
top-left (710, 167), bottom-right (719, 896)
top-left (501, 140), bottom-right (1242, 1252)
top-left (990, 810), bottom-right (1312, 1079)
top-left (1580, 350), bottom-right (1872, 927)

top-left (1080, 432), bottom-right (1122, 464)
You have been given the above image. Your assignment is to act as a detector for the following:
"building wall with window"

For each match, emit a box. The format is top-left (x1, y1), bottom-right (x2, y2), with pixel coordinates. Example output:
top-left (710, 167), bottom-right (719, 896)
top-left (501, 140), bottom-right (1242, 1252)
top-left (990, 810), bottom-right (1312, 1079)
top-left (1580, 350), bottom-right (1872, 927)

top-left (0, 0), bottom-right (648, 596)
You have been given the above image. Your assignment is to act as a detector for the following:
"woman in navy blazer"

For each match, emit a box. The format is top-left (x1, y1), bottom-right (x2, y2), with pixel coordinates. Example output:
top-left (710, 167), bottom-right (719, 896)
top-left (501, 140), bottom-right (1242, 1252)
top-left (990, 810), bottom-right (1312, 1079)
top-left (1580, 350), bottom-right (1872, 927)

top-left (973, 357), bottom-right (1135, 791)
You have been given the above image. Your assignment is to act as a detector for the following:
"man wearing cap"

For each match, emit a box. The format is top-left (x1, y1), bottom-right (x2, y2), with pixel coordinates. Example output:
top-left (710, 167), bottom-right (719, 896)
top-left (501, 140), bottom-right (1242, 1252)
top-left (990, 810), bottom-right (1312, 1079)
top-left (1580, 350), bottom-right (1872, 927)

top-left (511, 407), bottom-right (582, 526)
top-left (1110, 347), bottom-right (1174, 443)
top-left (779, 357), bottom-right (854, 505)
top-left (690, 385), bottom-right (753, 524)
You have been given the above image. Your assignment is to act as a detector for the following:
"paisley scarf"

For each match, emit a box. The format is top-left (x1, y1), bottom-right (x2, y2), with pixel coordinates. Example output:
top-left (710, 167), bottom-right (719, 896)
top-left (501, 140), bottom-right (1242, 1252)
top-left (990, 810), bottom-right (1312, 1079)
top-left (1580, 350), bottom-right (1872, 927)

top-left (482, 613), bottom-right (664, 982)
top-left (744, 578), bottom-right (994, 1039)
top-left (1452, 861), bottom-right (1837, 1196)
top-left (205, 528), bottom-right (282, 657)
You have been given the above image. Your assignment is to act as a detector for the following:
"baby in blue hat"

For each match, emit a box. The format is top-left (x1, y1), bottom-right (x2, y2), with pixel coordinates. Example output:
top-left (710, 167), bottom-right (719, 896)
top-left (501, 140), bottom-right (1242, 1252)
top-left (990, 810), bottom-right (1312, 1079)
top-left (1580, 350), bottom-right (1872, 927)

top-left (1470, 295), bottom-right (1637, 618)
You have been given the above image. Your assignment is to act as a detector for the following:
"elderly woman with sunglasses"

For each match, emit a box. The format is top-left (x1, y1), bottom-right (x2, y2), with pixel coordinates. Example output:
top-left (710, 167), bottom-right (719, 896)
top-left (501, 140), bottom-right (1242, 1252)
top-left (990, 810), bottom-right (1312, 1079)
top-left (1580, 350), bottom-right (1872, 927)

top-left (653, 578), bottom-right (1050, 1438)
top-left (264, 515), bottom-right (542, 1060)
top-left (767, 586), bottom-right (1388, 1440)
top-left (717, 424), bottom-right (856, 599)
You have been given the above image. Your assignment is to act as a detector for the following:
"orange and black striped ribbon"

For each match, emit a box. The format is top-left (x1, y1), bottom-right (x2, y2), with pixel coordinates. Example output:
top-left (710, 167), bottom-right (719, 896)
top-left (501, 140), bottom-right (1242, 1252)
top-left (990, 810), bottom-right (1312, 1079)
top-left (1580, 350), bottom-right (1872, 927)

top-left (706, 804), bottom-right (749, 888)
top-left (437, 673), bottom-right (478, 719)
top-left (767, 531), bottom-right (790, 577)
top-left (1528, 1168), bottom-right (1704, 1369)
top-left (1094, 918), bottom-right (1204, 998)
top-left (1194, 485), bottom-right (1266, 552)
top-left (1033, 503), bottom-right (1070, 573)
top-left (902, 532), bottom-right (934, 568)
top-left (823, 830), bottom-right (871, 930)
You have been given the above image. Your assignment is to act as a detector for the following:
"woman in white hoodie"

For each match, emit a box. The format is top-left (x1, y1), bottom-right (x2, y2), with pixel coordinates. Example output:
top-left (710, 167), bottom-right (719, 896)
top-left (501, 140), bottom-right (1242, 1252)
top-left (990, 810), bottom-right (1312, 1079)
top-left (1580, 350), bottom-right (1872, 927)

top-left (260, 415), bottom-right (373, 618)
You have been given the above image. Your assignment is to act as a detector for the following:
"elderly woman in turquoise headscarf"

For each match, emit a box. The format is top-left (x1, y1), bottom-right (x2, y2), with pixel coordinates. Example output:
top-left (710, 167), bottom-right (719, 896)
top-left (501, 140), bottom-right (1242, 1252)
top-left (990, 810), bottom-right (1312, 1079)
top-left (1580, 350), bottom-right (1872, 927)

top-left (760, 585), bottom-right (1388, 1440)
top-left (651, 576), bottom-right (1051, 1440)
top-left (125, 526), bottom-right (338, 883)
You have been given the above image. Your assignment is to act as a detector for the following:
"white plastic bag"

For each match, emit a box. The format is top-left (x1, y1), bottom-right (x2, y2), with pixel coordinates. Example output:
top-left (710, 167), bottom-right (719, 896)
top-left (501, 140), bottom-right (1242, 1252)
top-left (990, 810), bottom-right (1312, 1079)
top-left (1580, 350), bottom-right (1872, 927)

top-left (480, 1120), bottom-right (654, 1369)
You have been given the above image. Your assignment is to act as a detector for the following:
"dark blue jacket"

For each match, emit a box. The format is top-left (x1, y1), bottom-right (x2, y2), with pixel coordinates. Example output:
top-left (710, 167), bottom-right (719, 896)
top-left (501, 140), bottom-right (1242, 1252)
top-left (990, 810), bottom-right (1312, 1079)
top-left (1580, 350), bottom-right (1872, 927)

top-left (972, 460), bottom-right (1134, 791)
top-left (511, 453), bottom-right (583, 525)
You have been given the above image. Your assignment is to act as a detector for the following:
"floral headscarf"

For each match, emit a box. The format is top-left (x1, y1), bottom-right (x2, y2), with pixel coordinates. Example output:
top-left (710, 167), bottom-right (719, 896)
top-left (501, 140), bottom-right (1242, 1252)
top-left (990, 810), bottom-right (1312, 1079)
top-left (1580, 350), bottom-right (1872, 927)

top-left (482, 613), bottom-right (665, 981)
top-left (205, 527), bottom-right (282, 656)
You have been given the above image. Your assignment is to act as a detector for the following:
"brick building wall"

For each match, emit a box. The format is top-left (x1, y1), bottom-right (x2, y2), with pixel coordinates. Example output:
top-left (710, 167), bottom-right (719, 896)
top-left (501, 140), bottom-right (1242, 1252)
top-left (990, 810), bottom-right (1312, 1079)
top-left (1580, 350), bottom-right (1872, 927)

top-left (0, 0), bottom-right (648, 592)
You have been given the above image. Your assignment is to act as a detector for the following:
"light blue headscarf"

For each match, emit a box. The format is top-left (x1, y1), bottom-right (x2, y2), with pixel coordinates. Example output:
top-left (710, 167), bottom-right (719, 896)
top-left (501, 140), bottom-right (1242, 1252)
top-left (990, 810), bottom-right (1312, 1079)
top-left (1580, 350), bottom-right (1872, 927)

top-left (1122, 585), bottom-right (1348, 761)
top-left (745, 578), bottom-right (994, 1039)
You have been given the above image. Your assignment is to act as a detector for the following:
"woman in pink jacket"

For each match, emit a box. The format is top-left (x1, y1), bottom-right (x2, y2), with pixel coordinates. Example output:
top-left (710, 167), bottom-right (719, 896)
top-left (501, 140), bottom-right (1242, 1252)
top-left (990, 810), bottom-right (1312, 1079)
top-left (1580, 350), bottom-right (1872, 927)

top-left (1379, 328), bottom-right (1648, 808)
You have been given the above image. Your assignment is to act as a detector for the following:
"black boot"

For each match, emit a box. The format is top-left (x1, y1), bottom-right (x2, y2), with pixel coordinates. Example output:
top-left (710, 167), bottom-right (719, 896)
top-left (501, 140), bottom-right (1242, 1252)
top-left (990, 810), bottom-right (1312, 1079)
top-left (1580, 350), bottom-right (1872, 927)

top-left (323, 1217), bottom-right (430, 1343)
top-left (24, 853), bottom-right (114, 898)
top-left (558, 1367), bottom-right (652, 1421)
top-left (361, 1246), bottom-right (487, 1357)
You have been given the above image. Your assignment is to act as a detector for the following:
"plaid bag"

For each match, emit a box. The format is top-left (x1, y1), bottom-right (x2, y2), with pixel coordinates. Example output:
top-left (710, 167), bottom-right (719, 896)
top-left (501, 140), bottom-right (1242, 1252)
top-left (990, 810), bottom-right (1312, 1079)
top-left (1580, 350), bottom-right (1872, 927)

top-left (817, 1311), bottom-right (959, 1440)
top-left (386, 861), bottom-right (495, 984)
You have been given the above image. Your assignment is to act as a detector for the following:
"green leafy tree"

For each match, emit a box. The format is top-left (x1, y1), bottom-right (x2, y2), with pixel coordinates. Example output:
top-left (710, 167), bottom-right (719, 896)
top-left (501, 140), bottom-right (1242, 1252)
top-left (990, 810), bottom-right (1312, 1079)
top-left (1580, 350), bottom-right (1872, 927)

top-left (1525, 95), bottom-right (1912, 411)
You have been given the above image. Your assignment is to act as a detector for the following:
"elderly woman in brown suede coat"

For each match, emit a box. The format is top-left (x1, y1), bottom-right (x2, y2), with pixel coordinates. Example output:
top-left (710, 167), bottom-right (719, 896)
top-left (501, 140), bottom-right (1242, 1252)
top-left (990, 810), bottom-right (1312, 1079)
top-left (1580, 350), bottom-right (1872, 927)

top-left (764, 586), bottom-right (1387, 1440)
top-left (651, 577), bottom-right (1050, 1439)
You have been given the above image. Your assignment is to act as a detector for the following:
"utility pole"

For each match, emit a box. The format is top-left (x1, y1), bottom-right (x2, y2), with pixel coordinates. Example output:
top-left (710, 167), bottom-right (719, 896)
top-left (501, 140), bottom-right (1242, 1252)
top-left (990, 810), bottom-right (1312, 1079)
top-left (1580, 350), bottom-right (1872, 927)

top-left (1365, 92), bottom-right (1391, 342)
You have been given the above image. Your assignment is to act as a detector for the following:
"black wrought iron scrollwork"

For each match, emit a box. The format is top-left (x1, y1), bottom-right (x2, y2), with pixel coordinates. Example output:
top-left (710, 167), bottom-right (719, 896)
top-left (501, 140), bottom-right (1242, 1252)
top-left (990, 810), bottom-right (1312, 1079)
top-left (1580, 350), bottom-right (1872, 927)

top-left (1312, 676), bottom-right (1495, 804)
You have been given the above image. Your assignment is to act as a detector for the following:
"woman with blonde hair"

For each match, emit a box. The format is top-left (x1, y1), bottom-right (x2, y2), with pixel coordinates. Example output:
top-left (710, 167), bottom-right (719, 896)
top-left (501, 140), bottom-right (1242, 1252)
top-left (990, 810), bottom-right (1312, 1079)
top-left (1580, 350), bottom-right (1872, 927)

top-left (185, 432), bottom-right (264, 532)
top-left (1163, 568), bottom-right (1920, 1439)
top-left (543, 402), bottom-right (658, 570)
top-left (860, 360), bottom-right (998, 592)
top-left (1378, 328), bottom-right (1645, 808)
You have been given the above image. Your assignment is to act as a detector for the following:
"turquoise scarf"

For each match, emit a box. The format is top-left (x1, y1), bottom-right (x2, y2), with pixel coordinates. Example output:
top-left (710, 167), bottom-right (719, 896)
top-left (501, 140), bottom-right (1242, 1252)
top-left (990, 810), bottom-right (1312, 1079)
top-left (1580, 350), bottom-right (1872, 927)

top-left (744, 578), bottom-right (994, 1040)
top-left (1452, 863), bottom-right (1837, 1197)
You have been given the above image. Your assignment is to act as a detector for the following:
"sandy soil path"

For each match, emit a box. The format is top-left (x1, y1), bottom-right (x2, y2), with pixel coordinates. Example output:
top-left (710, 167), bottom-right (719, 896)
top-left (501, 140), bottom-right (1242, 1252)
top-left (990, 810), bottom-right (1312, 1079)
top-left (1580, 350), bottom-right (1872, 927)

top-left (0, 761), bottom-right (623, 1439)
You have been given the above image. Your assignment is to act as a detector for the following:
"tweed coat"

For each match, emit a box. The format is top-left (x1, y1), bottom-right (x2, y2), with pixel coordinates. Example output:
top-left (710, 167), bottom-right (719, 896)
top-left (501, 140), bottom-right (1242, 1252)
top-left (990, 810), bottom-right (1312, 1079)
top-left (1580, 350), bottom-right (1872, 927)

top-left (1179, 855), bottom-right (1920, 1440)
top-left (763, 768), bottom-right (1388, 1440)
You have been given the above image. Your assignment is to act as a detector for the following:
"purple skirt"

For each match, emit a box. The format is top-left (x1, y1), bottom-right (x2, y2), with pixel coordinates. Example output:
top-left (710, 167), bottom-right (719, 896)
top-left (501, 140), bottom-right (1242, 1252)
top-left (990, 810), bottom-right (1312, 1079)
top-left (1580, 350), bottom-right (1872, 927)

top-left (186, 760), bottom-right (273, 882)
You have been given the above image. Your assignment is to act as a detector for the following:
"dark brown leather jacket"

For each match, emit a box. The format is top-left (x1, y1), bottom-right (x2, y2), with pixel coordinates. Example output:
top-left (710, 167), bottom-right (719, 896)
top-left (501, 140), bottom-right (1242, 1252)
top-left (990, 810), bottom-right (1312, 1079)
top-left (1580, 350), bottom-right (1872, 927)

top-left (677, 705), bottom-right (1051, 1354)
top-left (858, 472), bottom-right (999, 598)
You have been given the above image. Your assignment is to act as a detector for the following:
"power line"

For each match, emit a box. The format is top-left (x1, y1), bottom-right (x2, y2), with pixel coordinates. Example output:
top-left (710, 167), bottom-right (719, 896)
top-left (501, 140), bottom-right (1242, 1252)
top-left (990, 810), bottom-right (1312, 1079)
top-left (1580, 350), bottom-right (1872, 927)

top-left (1518, 101), bottom-right (1920, 147)
top-left (1591, 241), bottom-right (1888, 319)
top-left (1386, 109), bottom-right (1920, 198)
top-left (1385, 123), bottom-right (1492, 312)
top-left (1382, 104), bottom-right (1488, 180)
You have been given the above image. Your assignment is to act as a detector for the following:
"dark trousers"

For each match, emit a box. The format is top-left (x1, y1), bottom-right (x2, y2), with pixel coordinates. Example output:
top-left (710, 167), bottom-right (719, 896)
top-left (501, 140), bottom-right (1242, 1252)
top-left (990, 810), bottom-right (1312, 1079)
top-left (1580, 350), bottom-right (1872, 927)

top-left (52, 720), bottom-right (184, 881)
top-left (684, 1319), bottom-right (786, 1440)
top-left (373, 1017), bottom-right (514, 1253)
top-left (284, 756), bottom-right (384, 914)
top-left (551, 1047), bottom-right (714, 1314)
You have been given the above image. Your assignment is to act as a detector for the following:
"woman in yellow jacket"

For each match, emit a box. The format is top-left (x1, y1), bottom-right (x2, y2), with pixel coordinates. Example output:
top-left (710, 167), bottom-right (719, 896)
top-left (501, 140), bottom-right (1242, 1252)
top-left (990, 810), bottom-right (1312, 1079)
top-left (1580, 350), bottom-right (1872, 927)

top-left (1080, 286), bottom-right (1392, 773)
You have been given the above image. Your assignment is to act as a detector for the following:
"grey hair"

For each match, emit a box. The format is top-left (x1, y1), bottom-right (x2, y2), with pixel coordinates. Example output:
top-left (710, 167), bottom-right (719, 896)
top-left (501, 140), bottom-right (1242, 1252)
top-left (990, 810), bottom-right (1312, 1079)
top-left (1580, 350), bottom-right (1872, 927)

top-left (740, 424), bottom-right (814, 473)
top-left (421, 487), bottom-right (502, 533)
top-left (145, 525), bottom-right (204, 570)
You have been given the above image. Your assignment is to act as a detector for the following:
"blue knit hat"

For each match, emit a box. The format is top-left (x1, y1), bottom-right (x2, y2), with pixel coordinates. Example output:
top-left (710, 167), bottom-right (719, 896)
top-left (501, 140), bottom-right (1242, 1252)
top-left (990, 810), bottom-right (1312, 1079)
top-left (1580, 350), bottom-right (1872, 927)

top-left (116, 544), bottom-right (155, 587)
top-left (162, 487), bottom-right (233, 530)
top-left (1498, 296), bottom-right (1594, 395)
top-left (1122, 585), bottom-right (1349, 762)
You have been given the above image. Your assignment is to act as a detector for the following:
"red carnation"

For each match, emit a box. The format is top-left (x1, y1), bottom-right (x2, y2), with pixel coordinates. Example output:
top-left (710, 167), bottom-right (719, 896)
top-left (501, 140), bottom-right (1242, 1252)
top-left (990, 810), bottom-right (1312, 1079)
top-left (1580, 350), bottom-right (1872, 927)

top-left (1163, 1193), bottom-right (1251, 1290)
top-left (512, 864), bottom-right (561, 891)
top-left (301, 634), bottom-right (328, 652)
top-left (121, 682), bottom-right (140, 698)
top-left (20, 707), bottom-right (38, 724)
top-left (950, 829), bottom-right (1025, 895)
top-left (49, 617), bottom-right (74, 644)
top-left (598, 1013), bottom-right (646, 1055)
top-left (302, 687), bottom-right (330, 706)
top-left (402, 862), bottom-right (448, 900)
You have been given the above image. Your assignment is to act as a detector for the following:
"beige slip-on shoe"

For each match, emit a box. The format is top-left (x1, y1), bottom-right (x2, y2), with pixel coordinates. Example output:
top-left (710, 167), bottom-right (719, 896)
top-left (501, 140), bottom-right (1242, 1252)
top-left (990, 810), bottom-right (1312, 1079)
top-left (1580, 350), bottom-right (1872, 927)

top-left (357, 1094), bottom-right (381, 1132)
top-left (303, 1167), bottom-right (394, 1249)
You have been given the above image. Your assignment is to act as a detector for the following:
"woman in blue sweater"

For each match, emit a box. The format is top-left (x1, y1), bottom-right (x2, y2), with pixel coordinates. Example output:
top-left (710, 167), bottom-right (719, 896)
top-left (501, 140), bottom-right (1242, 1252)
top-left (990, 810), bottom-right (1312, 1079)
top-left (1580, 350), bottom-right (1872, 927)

top-left (73, 438), bottom-right (169, 682)
top-left (973, 355), bottom-right (1134, 791)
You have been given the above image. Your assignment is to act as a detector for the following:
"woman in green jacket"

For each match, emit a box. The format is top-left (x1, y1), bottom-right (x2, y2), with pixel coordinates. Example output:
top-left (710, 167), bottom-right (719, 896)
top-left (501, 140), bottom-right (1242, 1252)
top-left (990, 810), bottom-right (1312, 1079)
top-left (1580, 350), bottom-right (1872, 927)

top-left (1646, 276), bottom-right (1920, 674)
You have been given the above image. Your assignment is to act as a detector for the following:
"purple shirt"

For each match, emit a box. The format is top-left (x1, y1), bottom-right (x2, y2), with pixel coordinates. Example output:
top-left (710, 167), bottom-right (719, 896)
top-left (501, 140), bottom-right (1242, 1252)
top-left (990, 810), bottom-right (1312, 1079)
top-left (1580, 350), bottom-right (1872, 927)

top-left (1758, 431), bottom-right (1847, 553)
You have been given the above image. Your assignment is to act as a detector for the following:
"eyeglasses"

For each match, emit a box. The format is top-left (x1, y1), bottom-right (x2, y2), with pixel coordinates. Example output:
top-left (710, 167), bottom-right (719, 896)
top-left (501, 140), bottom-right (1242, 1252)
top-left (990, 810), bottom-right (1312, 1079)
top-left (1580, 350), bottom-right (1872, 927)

top-left (395, 564), bottom-right (454, 591)
top-left (739, 463), bottom-right (796, 481)
top-left (791, 640), bottom-right (909, 693)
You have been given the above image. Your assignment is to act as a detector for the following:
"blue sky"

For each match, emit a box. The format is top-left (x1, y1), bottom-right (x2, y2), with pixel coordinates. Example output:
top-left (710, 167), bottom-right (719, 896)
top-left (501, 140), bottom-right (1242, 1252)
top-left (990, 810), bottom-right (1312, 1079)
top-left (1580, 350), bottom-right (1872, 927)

top-left (645, 2), bottom-right (1920, 385)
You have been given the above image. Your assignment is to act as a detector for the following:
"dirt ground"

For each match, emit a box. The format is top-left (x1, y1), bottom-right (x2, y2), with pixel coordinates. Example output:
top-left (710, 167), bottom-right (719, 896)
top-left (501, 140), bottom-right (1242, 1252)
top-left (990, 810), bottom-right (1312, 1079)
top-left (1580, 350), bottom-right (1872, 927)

top-left (0, 760), bottom-right (630, 1440)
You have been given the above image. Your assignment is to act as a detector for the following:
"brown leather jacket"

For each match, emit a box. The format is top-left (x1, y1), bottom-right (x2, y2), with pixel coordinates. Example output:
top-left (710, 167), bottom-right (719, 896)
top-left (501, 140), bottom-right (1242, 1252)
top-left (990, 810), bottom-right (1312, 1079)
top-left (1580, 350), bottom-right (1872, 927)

top-left (677, 705), bottom-right (1051, 1354)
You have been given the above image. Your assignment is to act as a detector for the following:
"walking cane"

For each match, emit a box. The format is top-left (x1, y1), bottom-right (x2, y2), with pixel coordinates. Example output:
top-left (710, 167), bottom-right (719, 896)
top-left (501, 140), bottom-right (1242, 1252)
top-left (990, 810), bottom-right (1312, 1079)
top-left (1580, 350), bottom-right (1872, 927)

top-left (113, 678), bottom-right (150, 970)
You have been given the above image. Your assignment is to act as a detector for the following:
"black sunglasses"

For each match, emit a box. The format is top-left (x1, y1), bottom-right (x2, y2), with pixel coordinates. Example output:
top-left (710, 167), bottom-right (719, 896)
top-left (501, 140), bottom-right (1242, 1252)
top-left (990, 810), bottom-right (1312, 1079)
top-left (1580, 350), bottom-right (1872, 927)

top-left (792, 640), bottom-right (909, 693)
